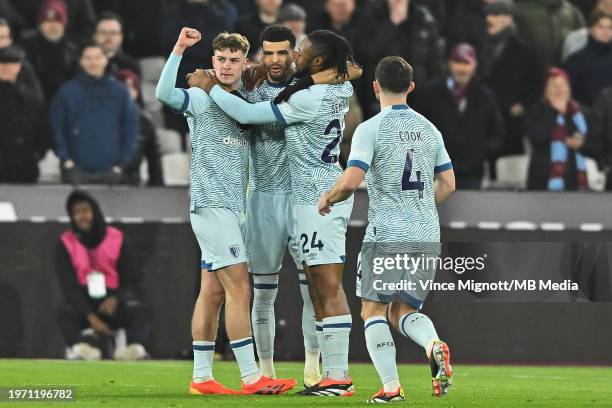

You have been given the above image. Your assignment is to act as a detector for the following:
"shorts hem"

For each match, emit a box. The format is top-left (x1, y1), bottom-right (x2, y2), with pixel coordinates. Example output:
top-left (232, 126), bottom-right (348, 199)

top-left (208, 258), bottom-right (248, 271)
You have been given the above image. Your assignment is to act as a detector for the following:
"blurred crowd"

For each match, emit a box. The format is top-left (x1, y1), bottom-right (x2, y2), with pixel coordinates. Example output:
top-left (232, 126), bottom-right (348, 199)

top-left (1, 0), bottom-right (611, 190)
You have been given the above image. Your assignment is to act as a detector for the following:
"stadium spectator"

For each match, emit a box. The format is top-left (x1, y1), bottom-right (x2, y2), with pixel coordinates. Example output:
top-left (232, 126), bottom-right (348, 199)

top-left (56, 190), bottom-right (151, 360)
top-left (308, 0), bottom-right (366, 49)
top-left (0, 46), bottom-right (47, 183)
top-left (588, 86), bottom-right (612, 190)
top-left (526, 68), bottom-right (588, 191)
top-left (562, 0), bottom-right (612, 60)
top-left (278, 3), bottom-right (307, 47)
top-left (11, 0), bottom-right (96, 42)
top-left (115, 69), bottom-right (164, 186)
top-left (480, 0), bottom-right (544, 158)
top-left (564, 11), bottom-right (612, 107)
top-left (514, 0), bottom-right (585, 67)
top-left (20, 1), bottom-right (77, 104)
top-left (50, 42), bottom-right (139, 185)
top-left (0, 0), bottom-right (24, 34)
top-left (411, 43), bottom-right (504, 189)
top-left (93, 11), bottom-right (140, 76)
top-left (236, 0), bottom-right (282, 59)
top-left (356, 0), bottom-right (442, 118)
top-left (0, 17), bottom-right (44, 100)
top-left (446, 0), bottom-right (488, 54)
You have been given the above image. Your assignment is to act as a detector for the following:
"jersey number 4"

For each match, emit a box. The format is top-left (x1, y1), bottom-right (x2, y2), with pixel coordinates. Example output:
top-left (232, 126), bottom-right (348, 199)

top-left (402, 149), bottom-right (424, 198)
top-left (321, 119), bottom-right (342, 164)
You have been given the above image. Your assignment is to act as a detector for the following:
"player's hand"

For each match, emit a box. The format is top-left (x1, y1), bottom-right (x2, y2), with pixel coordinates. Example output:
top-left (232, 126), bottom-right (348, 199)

top-left (273, 76), bottom-right (314, 104)
top-left (187, 69), bottom-right (219, 93)
top-left (318, 193), bottom-right (333, 216)
top-left (242, 63), bottom-right (267, 91)
top-left (97, 296), bottom-right (119, 316)
top-left (174, 27), bottom-right (202, 54)
top-left (87, 314), bottom-right (113, 336)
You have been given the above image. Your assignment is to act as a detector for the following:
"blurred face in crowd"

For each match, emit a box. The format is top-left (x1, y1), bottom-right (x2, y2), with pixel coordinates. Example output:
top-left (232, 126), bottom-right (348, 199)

top-left (262, 39), bottom-right (295, 82)
top-left (80, 46), bottom-right (108, 78)
top-left (449, 59), bottom-right (476, 86)
top-left (212, 48), bottom-right (247, 86)
top-left (597, 0), bottom-right (612, 14)
top-left (71, 201), bottom-right (94, 232)
top-left (326, 0), bottom-right (355, 26)
top-left (122, 77), bottom-right (139, 101)
top-left (544, 75), bottom-right (571, 102)
top-left (0, 62), bottom-right (21, 83)
top-left (486, 14), bottom-right (513, 35)
top-left (40, 20), bottom-right (65, 42)
top-left (257, 0), bottom-right (282, 15)
top-left (590, 16), bottom-right (612, 43)
top-left (95, 19), bottom-right (123, 57)
top-left (283, 19), bottom-right (306, 39)
top-left (0, 25), bottom-right (12, 48)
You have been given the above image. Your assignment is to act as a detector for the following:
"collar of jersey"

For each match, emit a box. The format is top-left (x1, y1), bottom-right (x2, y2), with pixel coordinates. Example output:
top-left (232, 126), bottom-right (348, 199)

top-left (391, 104), bottom-right (410, 110)
top-left (265, 76), bottom-right (295, 88)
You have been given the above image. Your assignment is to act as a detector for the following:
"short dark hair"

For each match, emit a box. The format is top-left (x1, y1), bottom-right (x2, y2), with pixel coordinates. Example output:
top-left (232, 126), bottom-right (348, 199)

top-left (0, 17), bottom-right (10, 28)
top-left (259, 24), bottom-right (296, 49)
top-left (97, 11), bottom-right (123, 28)
top-left (79, 41), bottom-right (104, 56)
top-left (308, 30), bottom-right (357, 78)
top-left (588, 10), bottom-right (612, 27)
top-left (375, 56), bottom-right (414, 93)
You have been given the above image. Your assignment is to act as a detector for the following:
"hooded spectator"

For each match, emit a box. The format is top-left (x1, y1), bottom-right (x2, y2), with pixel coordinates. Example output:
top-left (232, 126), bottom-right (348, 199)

top-left (0, 46), bottom-right (48, 183)
top-left (564, 10), bottom-right (612, 106)
top-left (526, 68), bottom-right (589, 191)
top-left (50, 42), bottom-right (139, 185)
top-left (56, 190), bottom-right (151, 360)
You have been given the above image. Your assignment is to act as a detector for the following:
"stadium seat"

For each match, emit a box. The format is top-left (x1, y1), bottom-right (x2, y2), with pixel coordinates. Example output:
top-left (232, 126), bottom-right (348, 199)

top-left (38, 150), bottom-right (61, 183)
top-left (65, 328), bottom-right (127, 360)
top-left (585, 158), bottom-right (606, 191)
top-left (157, 128), bottom-right (183, 155)
top-left (494, 155), bottom-right (530, 190)
top-left (162, 152), bottom-right (190, 186)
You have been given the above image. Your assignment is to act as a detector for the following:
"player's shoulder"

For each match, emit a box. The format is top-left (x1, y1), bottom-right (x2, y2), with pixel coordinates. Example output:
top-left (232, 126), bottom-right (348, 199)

top-left (185, 87), bottom-right (211, 101)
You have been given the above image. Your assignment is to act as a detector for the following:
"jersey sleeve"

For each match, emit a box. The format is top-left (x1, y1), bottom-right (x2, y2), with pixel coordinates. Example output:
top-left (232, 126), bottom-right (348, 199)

top-left (181, 87), bottom-right (211, 117)
top-left (434, 130), bottom-right (453, 173)
top-left (347, 121), bottom-right (377, 172)
top-left (271, 86), bottom-right (325, 126)
top-left (209, 85), bottom-right (277, 124)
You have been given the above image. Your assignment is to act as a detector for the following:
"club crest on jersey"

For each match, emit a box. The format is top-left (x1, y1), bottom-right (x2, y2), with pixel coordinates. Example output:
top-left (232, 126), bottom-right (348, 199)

top-left (229, 244), bottom-right (240, 258)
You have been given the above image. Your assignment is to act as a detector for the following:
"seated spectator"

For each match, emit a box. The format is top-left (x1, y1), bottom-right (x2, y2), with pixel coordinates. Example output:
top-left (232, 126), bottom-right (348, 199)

top-left (278, 3), bottom-right (307, 48)
top-left (115, 69), bottom-right (164, 186)
top-left (526, 68), bottom-right (589, 191)
top-left (50, 42), bottom-right (139, 185)
top-left (11, 0), bottom-right (96, 42)
top-left (56, 190), bottom-right (151, 360)
top-left (480, 0), bottom-right (544, 157)
top-left (20, 1), bottom-right (77, 104)
top-left (0, 46), bottom-right (47, 183)
top-left (93, 11), bottom-right (140, 76)
top-left (411, 43), bottom-right (504, 189)
top-left (356, 0), bottom-right (441, 118)
top-left (0, 17), bottom-right (44, 100)
top-left (562, 0), bottom-right (612, 60)
top-left (515, 0), bottom-right (585, 67)
top-left (564, 10), bottom-right (612, 107)
top-left (236, 0), bottom-right (282, 59)
top-left (308, 0), bottom-right (365, 47)
top-left (588, 86), bottom-right (612, 190)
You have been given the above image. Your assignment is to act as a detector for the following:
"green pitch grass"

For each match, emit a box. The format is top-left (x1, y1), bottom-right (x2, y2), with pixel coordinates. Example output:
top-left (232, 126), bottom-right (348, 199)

top-left (1, 359), bottom-right (611, 407)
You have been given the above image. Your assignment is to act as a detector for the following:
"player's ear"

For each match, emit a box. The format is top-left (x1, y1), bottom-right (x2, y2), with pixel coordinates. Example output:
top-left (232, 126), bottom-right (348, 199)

top-left (407, 81), bottom-right (416, 95)
top-left (313, 55), bottom-right (324, 68)
top-left (373, 80), bottom-right (380, 95)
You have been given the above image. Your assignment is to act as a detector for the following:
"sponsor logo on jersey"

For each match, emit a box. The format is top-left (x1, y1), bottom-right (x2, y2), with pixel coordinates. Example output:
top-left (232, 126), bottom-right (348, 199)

top-left (223, 136), bottom-right (248, 147)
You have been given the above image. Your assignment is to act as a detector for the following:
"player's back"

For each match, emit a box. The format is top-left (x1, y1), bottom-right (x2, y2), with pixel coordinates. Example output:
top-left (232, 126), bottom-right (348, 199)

top-left (353, 105), bottom-right (451, 251)
top-left (282, 82), bottom-right (353, 206)
top-left (186, 91), bottom-right (250, 214)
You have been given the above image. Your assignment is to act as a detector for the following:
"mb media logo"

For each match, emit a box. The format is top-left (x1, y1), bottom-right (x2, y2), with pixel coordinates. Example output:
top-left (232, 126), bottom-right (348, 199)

top-left (223, 137), bottom-right (248, 147)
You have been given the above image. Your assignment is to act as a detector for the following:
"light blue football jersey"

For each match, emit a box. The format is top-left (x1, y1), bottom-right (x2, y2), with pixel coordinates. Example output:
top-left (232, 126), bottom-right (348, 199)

top-left (180, 87), bottom-right (250, 214)
top-left (272, 82), bottom-right (354, 206)
top-left (347, 104), bottom-right (452, 252)
top-left (240, 79), bottom-right (296, 192)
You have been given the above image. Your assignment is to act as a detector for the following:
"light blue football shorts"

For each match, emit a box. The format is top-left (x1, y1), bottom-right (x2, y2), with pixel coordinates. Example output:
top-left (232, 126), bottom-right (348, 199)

top-left (190, 207), bottom-right (247, 271)
top-left (246, 190), bottom-right (302, 274)
top-left (293, 202), bottom-right (353, 267)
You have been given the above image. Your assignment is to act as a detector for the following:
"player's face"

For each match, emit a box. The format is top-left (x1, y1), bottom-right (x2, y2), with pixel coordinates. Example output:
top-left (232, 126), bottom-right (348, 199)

top-left (212, 48), bottom-right (246, 86)
top-left (448, 60), bottom-right (476, 86)
top-left (80, 47), bottom-right (108, 78)
top-left (295, 37), bottom-right (315, 77)
top-left (71, 201), bottom-right (94, 232)
top-left (590, 16), bottom-right (612, 44)
top-left (261, 40), bottom-right (295, 82)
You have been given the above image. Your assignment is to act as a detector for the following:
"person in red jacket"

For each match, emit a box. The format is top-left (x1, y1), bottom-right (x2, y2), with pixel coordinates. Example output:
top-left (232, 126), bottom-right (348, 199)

top-left (56, 190), bottom-right (151, 360)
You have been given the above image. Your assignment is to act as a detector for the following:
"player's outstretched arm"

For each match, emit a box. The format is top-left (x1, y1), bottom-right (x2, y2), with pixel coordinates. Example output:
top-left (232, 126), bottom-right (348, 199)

top-left (318, 167), bottom-right (365, 215)
top-left (155, 27), bottom-right (202, 111)
top-left (434, 169), bottom-right (456, 205)
top-left (312, 61), bottom-right (363, 85)
top-left (207, 85), bottom-right (277, 124)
